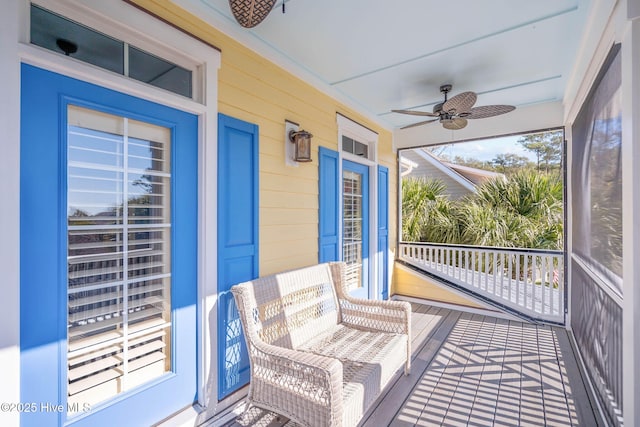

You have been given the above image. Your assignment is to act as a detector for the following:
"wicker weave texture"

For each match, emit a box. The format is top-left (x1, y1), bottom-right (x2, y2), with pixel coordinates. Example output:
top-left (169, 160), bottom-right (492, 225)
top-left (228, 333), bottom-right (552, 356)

top-left (231, 262), bottom-right (411, 427)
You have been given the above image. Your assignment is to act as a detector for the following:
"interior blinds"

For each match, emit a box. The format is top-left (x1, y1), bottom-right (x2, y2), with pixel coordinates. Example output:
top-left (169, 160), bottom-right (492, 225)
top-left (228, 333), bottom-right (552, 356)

top-left (66, 105), bottom-right (172, 411)
top-left (342, 170), bottom-right (363, 292)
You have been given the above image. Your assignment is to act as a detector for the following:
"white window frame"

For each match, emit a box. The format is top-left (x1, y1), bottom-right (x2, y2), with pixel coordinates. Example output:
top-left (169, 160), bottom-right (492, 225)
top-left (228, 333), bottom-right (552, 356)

top-left (12, 0), bottom-right (222, 416)
top-left (337, 114), bottom-right (381, 299)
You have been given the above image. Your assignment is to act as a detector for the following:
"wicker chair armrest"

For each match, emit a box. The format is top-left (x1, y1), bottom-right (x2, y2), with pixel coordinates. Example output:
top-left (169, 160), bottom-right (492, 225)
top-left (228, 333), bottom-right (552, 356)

top-left (329, 261), bottom-right (411, 335)
top-left (338, 297), bottom-right (411, 335)
top-left (248, 339), bottom-right (344, 426)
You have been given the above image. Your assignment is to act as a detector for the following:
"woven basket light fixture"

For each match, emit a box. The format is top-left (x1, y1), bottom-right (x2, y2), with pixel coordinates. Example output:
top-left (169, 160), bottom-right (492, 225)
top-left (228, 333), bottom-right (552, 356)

top-left (229, 0), bottom-right (277, 28)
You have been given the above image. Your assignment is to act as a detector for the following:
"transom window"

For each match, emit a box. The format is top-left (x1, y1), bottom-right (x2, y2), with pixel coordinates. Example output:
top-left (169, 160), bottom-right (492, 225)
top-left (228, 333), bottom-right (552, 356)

top-left (31, 4), bottom-right (193, 98)
top-left (342, 135), bottom-right (369, 158)
top-left (337, 113), bottom-right (377, 163)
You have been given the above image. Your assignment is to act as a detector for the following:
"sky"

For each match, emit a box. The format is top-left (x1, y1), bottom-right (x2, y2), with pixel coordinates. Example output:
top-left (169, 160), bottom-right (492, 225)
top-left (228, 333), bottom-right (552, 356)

top-left (432, 135), bottom-right (538, 163)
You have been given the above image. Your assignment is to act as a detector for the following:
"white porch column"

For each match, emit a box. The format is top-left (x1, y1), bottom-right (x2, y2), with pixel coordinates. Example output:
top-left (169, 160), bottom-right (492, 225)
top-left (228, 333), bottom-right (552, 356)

top-left (622, 5), bottom-right (640, 426)
top-left (0, 1), bottom-right (22, 426)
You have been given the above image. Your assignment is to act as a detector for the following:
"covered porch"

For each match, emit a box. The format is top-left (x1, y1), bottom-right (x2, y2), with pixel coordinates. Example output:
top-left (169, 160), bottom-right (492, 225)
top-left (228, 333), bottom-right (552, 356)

top-left (1, 0), bottom-right (638, 426)
top-left (220, 302), bottom-right (597, 427)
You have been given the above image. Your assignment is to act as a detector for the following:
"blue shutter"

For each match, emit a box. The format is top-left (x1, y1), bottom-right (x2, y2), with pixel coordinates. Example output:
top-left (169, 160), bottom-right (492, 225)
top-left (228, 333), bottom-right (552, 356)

top-left (217, 114), bottom-right (259, 399)
top-left (378, 166), bottom-right (390, 299)
top-left (318, 147), bottom-right (340, 263)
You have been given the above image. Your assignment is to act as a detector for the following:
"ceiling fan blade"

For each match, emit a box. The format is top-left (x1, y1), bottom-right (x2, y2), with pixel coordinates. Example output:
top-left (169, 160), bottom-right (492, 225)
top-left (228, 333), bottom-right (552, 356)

top-left (442, 91), bottom-right (477, 114)
top-left (442, 117), bottom-right (468, 130)
top-left (467, 104), bottom-right (515, 119)
top-left (392, 109), bottom-right (439, 117)
top-left (400, 118), bottom-right (440, 129)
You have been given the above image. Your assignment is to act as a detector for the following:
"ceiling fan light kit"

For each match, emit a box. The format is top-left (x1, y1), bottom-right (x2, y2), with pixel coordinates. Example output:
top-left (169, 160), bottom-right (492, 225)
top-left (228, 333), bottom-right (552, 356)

top-left (392, 84), bottom-right (515, 130)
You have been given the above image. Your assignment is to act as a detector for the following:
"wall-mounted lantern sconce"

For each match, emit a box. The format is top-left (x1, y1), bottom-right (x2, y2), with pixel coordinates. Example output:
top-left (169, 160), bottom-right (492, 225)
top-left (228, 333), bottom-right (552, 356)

top-left (285, 120), bottom-right (313, 165)
top-left (289, 129), bottom-right (313, 162)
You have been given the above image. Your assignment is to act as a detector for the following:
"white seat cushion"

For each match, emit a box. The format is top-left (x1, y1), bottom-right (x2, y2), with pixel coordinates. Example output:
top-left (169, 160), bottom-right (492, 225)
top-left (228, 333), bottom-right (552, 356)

top-left (298, 324), bottom-right (408, 426)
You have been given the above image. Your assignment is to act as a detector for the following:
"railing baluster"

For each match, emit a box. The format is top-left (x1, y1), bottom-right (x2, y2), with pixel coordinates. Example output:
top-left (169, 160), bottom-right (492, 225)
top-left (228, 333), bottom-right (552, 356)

top-left (500, 252), bottom-right (509, 299)
top-left (493, 252), bottom-right (504, 297)
top-left (464, 250), bottom-right (473, 284)
top-left (490, 251), bottom-right (496, 296)
top-left (548, 255), bottom-right (553, 314)
top-left (524, 254), bottom-right (530, 310)
top-left (541, 254), bottom-right (547, 315)
top-left (472, 250), bottom-right (477, 288)
top-left (506, 254), bottom-right (513, 302)
top-left (445, 248), bottom-right (449, 276)
top-left (516, 252), bottom-right (521, 309)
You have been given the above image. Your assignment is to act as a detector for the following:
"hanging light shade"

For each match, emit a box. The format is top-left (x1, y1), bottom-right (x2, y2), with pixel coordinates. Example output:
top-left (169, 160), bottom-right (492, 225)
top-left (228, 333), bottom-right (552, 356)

top-left (229, 0), bottom-right (277, 28)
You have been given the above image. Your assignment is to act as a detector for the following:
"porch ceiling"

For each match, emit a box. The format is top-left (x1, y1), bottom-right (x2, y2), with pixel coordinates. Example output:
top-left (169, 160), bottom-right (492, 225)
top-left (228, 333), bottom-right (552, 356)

top-left (174, 0), bottom-right (592, 141)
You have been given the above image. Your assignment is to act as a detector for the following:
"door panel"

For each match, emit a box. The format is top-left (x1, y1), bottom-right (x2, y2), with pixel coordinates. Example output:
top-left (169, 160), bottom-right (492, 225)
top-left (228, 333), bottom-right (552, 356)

top-left (20, 64), bottom-right (198, 426)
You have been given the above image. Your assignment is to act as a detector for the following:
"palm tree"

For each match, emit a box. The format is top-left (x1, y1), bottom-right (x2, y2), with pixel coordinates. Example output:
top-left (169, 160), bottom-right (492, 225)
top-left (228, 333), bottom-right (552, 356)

top-left (402, 178), bottom-right (446, 241)
top-left (469, 171), bottom-right (563, 249)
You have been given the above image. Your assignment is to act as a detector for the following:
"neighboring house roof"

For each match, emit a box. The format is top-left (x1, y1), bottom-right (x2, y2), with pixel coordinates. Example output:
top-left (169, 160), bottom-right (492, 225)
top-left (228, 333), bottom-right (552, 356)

top-left (400, 149), bottom-right (505, 199)
top-left (443, 162), bottom-right (505, 186)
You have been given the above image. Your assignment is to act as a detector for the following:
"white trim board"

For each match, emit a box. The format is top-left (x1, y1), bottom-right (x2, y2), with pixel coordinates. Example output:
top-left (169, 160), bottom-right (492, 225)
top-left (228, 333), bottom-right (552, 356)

top-left (391, 295), bottom-right (520, 322)
top-left (393, 263), bottom-right (520, 321)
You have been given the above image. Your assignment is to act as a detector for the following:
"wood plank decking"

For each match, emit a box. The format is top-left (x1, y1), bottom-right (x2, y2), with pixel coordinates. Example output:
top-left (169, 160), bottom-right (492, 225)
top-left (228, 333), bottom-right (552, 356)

top-left (220, 303), bottom-right (598, 427)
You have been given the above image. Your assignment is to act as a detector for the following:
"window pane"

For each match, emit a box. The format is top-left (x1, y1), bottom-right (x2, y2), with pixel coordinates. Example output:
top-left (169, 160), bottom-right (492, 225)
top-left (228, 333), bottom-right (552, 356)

top-left (31, 5), bottom-right (124, 74)
top-left (342, 136), bottom-right (354, 154)
top-left (129, 47), bottom-right (192, 98)
top-left (343, 170), bottom-right (363, 292)
top-left (354, 141), bottom-right (368, 158)
top-left (67, 106), bottom-right (172, 412)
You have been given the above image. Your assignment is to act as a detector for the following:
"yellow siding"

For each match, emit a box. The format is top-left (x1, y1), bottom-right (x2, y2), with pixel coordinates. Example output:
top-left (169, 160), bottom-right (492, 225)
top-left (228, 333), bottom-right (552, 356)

top-left (129, 1), bottom-right (397, 276)
top-left (392, 263), bottom-right (485, 309)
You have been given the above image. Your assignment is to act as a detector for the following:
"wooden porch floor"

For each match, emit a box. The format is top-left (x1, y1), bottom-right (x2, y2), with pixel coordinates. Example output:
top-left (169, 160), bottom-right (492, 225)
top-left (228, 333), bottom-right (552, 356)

top-left (222, 303), bottom-right (598, 427)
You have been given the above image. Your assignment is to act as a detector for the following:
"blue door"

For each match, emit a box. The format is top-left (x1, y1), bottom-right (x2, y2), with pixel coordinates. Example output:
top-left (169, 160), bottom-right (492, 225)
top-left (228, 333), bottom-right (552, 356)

top-left (342, 160), bottom-right (369, 299)
top-left (20, 64), bottom-right (198, 426)
top-left (217, 114), bottom-right (259, 399)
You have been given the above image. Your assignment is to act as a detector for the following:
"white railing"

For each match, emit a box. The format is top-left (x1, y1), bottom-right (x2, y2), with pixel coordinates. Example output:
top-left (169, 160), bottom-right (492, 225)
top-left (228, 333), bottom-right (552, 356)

top-left (399, 242), bottom-right (565, 323)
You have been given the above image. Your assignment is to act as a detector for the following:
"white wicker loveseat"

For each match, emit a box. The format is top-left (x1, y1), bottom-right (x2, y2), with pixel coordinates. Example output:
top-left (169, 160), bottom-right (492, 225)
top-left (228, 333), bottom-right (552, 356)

top-left (231, 262), bottom-right (411, 427)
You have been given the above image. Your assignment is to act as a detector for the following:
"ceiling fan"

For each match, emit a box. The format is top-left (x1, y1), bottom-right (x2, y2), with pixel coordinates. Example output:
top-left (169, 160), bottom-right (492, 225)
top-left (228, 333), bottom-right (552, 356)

top-left (392, 84), bottom-right (515, 130)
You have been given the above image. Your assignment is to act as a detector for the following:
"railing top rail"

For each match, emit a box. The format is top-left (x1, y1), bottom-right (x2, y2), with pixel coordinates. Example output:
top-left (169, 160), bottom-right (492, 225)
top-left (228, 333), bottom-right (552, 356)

top-left (399, 241), bottom-right (564, 256)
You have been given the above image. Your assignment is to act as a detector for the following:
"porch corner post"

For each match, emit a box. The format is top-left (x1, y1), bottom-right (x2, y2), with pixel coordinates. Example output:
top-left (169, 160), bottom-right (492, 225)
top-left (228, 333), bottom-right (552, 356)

top-left (0, 1), bottom-right (22, 426)
top-left (621, 14), bottom-right (640, 427)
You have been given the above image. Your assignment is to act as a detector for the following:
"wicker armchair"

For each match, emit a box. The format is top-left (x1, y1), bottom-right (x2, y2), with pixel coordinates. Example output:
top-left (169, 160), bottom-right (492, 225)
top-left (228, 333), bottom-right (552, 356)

top-left (231, 262), bottom-right (411, 427)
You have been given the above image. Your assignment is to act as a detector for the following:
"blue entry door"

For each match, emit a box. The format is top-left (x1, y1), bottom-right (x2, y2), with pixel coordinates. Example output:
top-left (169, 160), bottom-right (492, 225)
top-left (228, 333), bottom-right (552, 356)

top-left (342, 160), bottom-right (370, 299)
top-left (20, 64), bottom-right (198, 427)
